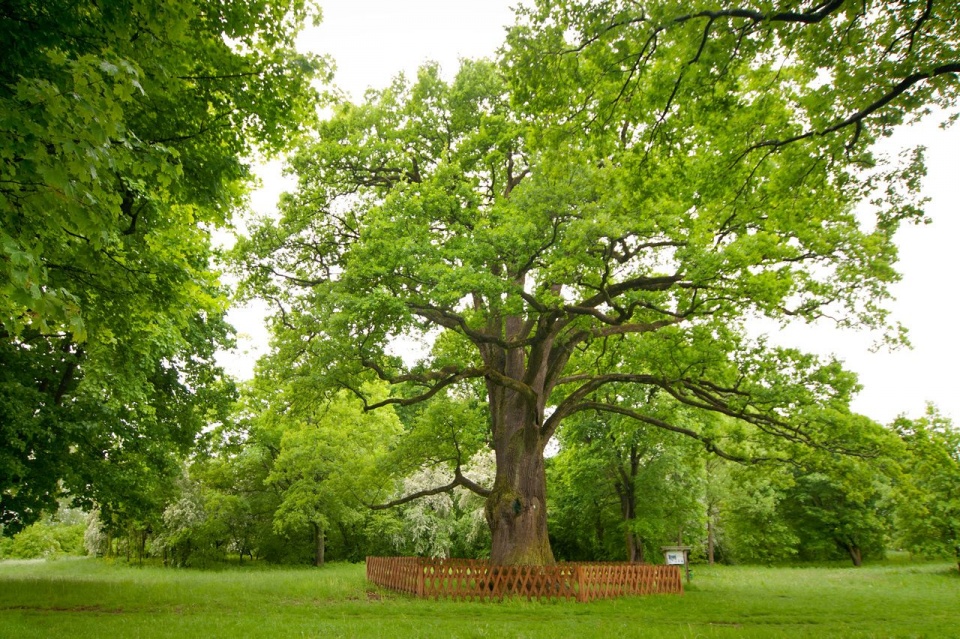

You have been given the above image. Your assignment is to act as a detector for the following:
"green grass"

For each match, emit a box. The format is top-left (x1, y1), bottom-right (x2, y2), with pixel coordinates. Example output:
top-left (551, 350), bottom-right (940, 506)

top-left (0, 557), bottom-right (956, 638)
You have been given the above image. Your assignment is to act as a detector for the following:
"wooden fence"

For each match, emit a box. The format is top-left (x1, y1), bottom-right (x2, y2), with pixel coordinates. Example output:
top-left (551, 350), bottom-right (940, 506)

top-left (366, 557), bottom-right (683, 602)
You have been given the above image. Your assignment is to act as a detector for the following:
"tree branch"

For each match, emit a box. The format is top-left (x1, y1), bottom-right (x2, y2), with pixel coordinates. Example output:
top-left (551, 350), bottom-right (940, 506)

top-left (573, 401), bottom-right (770, 463)
top-left (368, 465), bottom-right (492, 510)
top-left (739, 62), bottom-right (960, 159)
top-left (575, 273), bottom-right (683, 309)
top-left (352, 367), bottom-right (487, 411)
top-left (408, 303), bottom-right (539, 349)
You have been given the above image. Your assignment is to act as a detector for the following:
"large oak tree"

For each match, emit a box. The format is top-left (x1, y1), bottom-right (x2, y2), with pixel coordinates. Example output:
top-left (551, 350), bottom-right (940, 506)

top-left (238, 0), bottom-right (958, 564)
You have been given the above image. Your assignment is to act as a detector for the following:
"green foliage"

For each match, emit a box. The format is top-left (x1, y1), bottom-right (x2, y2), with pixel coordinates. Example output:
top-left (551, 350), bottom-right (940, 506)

top-left (715, 463), bottom-right (800, 564)
top-left (147, 471), bottom-right (218, 567)
top-left (893, 406), bottom-right (960, 566)
top-left (0, 0), bottom-right (323, 532)
top-left (268, 389), bottom-right (399, 530)
top-left (235, 2), bottom-right (957, 561)
top-left (0, 505), bottom-right (87, 559)
top-left (783, 459), bottom-right (893, 565)
top-left (548, 406), bottom-right (706, 562)
top-left (713, 425), bottom-right (897, 567)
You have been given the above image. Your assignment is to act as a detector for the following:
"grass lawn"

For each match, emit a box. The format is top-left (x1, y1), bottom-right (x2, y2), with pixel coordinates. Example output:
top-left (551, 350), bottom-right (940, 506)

top-left (0, 557), bottom-right (956, 638)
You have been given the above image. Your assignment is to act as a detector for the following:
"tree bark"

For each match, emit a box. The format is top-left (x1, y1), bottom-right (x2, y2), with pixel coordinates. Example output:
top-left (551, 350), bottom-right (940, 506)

top-left (625, 529), bottom-right (643, 563)
top-left (313, 522), bottom-right (325, 567)
top-left (844, 543), bottom-right (862, 567)
top-left (616, 467), bottom-right (642, 563)
top-left (707, 516), bottom-right (715, 565)
top-left (485, 374), bottom-right (554, 566)
top-left (486, 429), bottom-right (553, 565)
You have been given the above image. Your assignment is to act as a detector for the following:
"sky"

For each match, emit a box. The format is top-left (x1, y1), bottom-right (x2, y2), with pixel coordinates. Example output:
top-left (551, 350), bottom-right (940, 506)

top-left (221, 0), bottom-right (960, 427)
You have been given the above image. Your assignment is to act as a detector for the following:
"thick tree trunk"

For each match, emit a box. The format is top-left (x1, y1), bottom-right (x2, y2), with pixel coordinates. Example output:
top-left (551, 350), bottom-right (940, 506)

top-left (480, 313), bottom-right (567, 566)
top-left (486, 431), bottom-right (553, 565)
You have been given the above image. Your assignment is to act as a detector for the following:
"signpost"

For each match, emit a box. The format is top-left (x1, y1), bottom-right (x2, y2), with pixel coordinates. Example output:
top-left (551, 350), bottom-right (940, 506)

top-left (661, 545), bottom-right (692, 583)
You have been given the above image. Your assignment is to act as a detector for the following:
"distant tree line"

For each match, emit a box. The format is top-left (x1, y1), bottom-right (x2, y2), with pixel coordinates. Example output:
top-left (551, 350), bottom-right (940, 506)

top-left (5, 398), bottom-right (958, 572)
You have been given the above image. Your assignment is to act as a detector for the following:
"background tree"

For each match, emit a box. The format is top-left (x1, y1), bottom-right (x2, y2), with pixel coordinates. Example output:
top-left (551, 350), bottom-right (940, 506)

top-left (266, 388), bottom-right (402, 567)
top-left (1, 0), bottom-right (323, 531)
top-left (782, 458), bottom-right (894, 566)
top-left (716, 462), bottom-right (800, 564)
top-left (893, 406), bottom-right (960, 571)
top-left (237, 2), bottom-right (958, 565)
top-left (548, 402), bottom-right (706, 562)
top-left (713, 418), bottom-right (897, 566)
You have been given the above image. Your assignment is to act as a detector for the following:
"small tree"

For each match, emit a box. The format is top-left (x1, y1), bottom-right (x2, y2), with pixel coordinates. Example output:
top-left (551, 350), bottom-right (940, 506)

top-left (894, 406), bottom-right (960, 571)
top-left (782, 460), bottom-right (893, 566)
top-left (265, 387), bottom-right (402, 567)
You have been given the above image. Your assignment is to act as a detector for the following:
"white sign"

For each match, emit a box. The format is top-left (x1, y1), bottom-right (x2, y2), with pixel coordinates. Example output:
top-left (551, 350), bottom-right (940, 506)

top-left (665, 551), bottom-right (685, 565)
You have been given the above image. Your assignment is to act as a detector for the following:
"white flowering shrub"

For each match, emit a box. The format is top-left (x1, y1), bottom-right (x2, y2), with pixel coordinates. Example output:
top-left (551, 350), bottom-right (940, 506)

top-left (148, 473), bottom-right (212, 566)
top-left (83, 511), bottom-right (109, 557)
top-left (393, 449), bottom-right (494, 558)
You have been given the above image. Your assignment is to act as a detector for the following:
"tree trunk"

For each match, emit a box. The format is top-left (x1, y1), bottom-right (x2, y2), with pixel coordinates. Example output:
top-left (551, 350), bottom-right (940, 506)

top-left (617, 478), bottom-right (642, 563)
top-left (485, 386), bottom-right (554, 565)
top-left (707, 517), bottom-right (715, 565)
top-left (625, 530), bottom-right (643, 563)
top-left (845, 544), bottom-right (862, 567)
top-left (612, 446), bottom-right (640, 563)
top-left (486, 434), bottom-right (553, 565)
top-left (480, 315), bottom-right (566, 566)
top-left (313, 522), bottom-right (325, 567)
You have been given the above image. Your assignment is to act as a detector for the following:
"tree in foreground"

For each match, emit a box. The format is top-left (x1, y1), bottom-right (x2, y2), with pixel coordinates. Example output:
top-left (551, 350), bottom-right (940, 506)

top-left (238, 1), bottom-right (959, 565)
top-left (0, 0), bottom-right (323, 532)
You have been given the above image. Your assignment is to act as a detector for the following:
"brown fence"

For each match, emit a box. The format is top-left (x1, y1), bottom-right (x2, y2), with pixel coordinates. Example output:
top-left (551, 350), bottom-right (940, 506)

top-left (366, 557), bottom-right (683, 602)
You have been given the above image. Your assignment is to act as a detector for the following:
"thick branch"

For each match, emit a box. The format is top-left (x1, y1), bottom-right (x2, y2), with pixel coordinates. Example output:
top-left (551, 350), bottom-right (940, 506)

top-left (355, 367), bottom-right (487, 411)
top-left (576, 274), bottom-right (683, 309)
top-left (355, 361), bottom-right (537, 410)
top-left (368, 465), bottom-right (492, 510)
top-left (408, 303), bottom-right (542, 350)
top-left (560, 0), bottom-right (845, 56)
top-left (740, 62), bottom-right (960, 158)
top-left (674, 0), bottom-right (847, 27)
top-left (573, 401), bottom-right (770, 464)
top-left (544, 372), bottom-right (661, 437)
top-left (591, 317), bottom-right (681, 338)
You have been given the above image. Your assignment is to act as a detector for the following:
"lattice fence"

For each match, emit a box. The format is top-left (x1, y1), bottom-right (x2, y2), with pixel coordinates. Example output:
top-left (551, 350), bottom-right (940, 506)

top-left (366, 557), bottom-right (683, 602)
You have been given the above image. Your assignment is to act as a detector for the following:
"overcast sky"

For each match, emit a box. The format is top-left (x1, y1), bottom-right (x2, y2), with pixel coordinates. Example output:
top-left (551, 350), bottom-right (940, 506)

top-left (222, 0), bottom-right (960, 427)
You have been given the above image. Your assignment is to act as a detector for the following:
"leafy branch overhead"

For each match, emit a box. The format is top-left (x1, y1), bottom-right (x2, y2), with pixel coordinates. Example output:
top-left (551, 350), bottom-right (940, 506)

top-left (1, 0), bottom-right (324, 533)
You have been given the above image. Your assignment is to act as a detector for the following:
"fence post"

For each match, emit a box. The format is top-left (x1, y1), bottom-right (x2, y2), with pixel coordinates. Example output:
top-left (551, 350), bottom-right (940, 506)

top-left (417, 557), bottom-right (425, 598)
top-left (575, 564), bottom-right (585, 603)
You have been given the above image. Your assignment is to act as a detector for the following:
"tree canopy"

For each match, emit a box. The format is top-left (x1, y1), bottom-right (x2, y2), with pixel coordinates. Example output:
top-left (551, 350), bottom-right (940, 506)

top-left (236, 1), bottom-right (958, 565)
top-left (1, 0), bottom-right (324, 532)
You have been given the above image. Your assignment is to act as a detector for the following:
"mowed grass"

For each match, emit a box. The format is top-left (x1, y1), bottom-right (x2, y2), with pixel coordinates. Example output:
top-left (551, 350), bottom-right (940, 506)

top-left (0, 557), bottom-right (956, 638)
